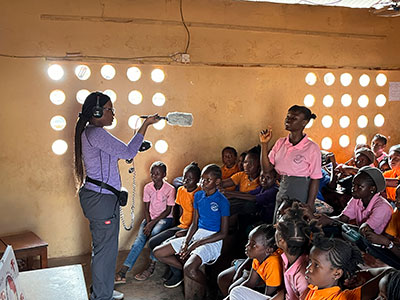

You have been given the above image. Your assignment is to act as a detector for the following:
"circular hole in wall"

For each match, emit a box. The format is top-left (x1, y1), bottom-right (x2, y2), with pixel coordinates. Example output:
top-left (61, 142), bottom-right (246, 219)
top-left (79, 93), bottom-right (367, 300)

top-left (376, 73), bottom-right (387, 86)
top-left (305, 119), bottom-right (313, 129)
top-left (323, 95), bottom-right (334, 108)
top-left (101, 64), bottom-right (116, 80)
top-left (50, 89), bottom-right (66, 105)
top-left (152, 92), bottom-right (166, 106)
top-left (339, 135), bottom-right (350, 148)
top-left (359, 74), bottom-right (370, 87)
top-left (340, 73), bottom-right (352, 87)
top-left (75, 65), bottom-right (91, 80)
top-left (153, 119), bottom-right (166, 130)
top-left (305, 72), bottom-right (317, 86)
top-left (304, 94), bottom-right (315, 107)
top-left (48, 64), bottom-right (64, 81)
top-left (128, 115), bottom-right (142, 130)
top-left (321, 137), bottom-right (332, 150)
top-left (52, 139), bottom-right (68, 155)
top-left (375, 94), bottom-right (386, 107)
top-left (155, 140), bottom-right (168, 153)
top-left (374, 114), bottom-right (385, 127)
top-left (151, 68), bottom-right (165, 83)
top-left (128, 90), bottom-right (143, 105)
top-left (339, 116), bottom-right (350, 128)
top-left (127, 67), bottom-right (141, 82)
top-left (357, 115), bottom-right (368, 128)
top-left (356, 135), bottom-right (367, 145)
top-left (358, 95), bottom-right (369, 108)
top-left (324, 73), bottom-right (335, 86)
top-left (50, 115), bottom-right (67, 131)
top-left (321, 115), bottom-right (333, 128)
top-left (103, 89), bottom-right (117, 103)
top-left (341, 94), bottom-right (352, 107)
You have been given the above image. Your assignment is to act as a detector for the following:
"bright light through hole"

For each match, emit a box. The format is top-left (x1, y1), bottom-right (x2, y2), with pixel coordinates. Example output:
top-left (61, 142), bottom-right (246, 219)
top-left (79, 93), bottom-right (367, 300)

top-left (340, 73), bottom-right (352, 86)
top-left (358, 95), bottom-right (369, 108)
top-left (128, 90), bottom-right (143, 105)
top-left (76, 89), bottom-right (90, 104)
top-left (324, 73), bottom-right (335, 86)
top-left (339, 135), bottom-right (350, 148)
top-left (339, 116), bottom-right (350, 128)
top-left (375, 94), bottom-right (386, 107)
top-left (105, 118), bottom-right (117, 130)
top-left (357, 115), bottom-right (368, 128)
top-left (304, 94), bottom-right (315, 107)
top-left (75, 65), bottom-right (91, 80)
top-left (155, 140), bottom-right (168, 153)
top-left (153, 119), bottom-right (166, 130)
top-left (127, 67), bottom-right (141, 82)
top-left (101, 64), bottom-right (116, 80)
top-left (152, 92), bottom-right (166, 106)
top-left (50, 116), bottom-right (66, 131)
top-left (341, 94), bottom-right (352, 107)
top-left (50, 89), bottom-right (66, 105)
top-left (305, 119), bottom-right (313, 129)
top-left (356, 135), bottom-right (367, 145)
top-left (321, 115), bottom-right (333, 128)
top-left (52, 139), bottom-right (68, 155)
top-left (323, 95), bottom-right (334, 108)
top-left (128, 115), bottom-right (142, 130)
top-left (359, 74), bottom-right (370, 87)
top-left (321, 137), bottom-right (332, 150)
top-left (103, 89), bottom-right (117, 103)
top-left (151, 68), bottom-right (165, 83)
top-left (305, 72), bottom-right (317, 86)
top-left (374, 114), bottom-right (385, 127)
top-left (376, 73), bottom-right (387, 86)
top-left (48, 64), bottom-right (64, 81)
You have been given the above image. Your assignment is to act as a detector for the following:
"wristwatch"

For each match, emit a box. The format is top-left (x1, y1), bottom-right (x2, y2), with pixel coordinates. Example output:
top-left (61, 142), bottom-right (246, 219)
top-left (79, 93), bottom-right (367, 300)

top-left (387, 241), bottom-right (394, 249)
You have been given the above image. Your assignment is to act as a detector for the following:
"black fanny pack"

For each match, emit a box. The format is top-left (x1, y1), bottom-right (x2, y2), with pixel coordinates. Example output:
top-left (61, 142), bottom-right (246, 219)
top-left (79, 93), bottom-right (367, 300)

top-left (86, 176), bottom-right (128, 206)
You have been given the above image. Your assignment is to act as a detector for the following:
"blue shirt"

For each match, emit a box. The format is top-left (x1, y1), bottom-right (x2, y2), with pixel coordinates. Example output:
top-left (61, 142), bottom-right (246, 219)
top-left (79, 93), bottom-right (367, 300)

top-left (194, 190), bottom-right (230, 232)
top-left (317, 168), bottom-right (331, 201)
top-left (249, 184), bottom-right (279, 223)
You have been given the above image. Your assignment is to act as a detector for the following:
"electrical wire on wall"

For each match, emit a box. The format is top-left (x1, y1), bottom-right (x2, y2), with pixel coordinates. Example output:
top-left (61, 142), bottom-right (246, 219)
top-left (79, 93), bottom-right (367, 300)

top-left (0, 0), bottom-right (191, 64)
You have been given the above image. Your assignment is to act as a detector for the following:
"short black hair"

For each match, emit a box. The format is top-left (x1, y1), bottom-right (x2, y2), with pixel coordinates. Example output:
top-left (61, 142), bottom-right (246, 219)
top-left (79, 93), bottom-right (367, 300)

top-left (150, 161), bottom-right (167, 174)
top-left (373, 134), bottom-right (388, 145)
top-left (288, 105), bottom-right (317, 121)
top-left (222, 146), bottom-right (238, 157)
top-left (184, 162), bottom-right (201, 181)
top-left (201, 164), bottom-right (222, 179)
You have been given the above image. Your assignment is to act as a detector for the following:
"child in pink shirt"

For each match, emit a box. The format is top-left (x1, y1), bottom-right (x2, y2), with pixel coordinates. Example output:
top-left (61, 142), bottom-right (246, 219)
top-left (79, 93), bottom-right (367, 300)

top-left (260, 105), bottom-right (322, 221)
top-left (317, 166), bottom-right (392, 235)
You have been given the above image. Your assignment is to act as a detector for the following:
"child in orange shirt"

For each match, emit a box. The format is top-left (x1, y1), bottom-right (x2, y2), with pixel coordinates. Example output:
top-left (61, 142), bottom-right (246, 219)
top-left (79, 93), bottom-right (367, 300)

top-left (217, 224), bottom-right (283, 298)
top-left (305, 235), bottom-right (391, 300)
top-left (221, 146), bottom-right (240, 180)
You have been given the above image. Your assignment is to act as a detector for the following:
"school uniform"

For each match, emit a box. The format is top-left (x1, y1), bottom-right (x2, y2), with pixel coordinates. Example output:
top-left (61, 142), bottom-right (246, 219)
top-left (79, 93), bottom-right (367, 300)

top-left (305, 285), bottom-right (361, 300)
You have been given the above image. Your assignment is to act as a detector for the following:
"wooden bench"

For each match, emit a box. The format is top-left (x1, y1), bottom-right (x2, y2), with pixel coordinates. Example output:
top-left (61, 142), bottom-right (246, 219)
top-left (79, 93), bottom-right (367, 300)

top-left (0, 231), bottom-right (48, 269)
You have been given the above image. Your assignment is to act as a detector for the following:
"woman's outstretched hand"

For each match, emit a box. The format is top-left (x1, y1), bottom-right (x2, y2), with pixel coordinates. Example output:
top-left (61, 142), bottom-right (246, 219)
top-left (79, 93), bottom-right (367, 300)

top-left (143, 113), bottom-right (161, 125)
top-left (259, 127), bottom-right (272, 143)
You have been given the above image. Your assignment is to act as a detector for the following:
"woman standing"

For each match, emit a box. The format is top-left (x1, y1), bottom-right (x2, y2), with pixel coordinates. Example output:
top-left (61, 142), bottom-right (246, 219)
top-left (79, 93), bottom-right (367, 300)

top-left (74, 92), bottom-right (159, 300)
top-left (260, 105), bottom-right (322, 221)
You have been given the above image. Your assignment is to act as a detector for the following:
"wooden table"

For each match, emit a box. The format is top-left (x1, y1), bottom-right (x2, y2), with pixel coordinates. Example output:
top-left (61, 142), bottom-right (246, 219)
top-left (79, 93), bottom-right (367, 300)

top-left (19, 264), bottom-right (88, 300)
top-left (0, 231), bottom-right (48, 269)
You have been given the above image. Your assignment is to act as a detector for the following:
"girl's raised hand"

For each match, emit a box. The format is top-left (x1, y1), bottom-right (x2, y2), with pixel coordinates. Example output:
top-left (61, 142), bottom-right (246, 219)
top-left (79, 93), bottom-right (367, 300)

top-left (259, 127), bottom-right (272, 143)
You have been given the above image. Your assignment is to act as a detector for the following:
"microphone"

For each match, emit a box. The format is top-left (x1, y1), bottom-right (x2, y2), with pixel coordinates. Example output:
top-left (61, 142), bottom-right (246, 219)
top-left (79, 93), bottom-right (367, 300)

top-left (141, 112), bottom-right (193, 127)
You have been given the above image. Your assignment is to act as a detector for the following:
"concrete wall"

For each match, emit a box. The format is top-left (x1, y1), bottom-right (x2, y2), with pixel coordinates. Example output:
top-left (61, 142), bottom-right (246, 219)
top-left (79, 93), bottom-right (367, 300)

top-left (1, 0), bottom-right (399, 257)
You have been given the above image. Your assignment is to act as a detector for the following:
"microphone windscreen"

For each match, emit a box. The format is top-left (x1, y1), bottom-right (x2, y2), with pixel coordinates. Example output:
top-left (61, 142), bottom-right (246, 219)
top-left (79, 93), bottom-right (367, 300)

top-left (166, 112), bottom-right (193, 127)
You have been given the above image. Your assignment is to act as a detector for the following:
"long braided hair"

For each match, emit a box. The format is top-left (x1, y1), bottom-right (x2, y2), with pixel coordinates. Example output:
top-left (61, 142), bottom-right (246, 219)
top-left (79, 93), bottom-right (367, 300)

top-left (74, 92), bottom-right (110, 190)
top-left (386, 269), bottom-right (400, 300)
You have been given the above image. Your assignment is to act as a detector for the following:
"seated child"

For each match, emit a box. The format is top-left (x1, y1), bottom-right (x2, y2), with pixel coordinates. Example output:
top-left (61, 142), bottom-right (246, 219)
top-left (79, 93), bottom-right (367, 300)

top-left (217, 224), bottom-right (282, 299)
top-left (154, 164), bottom-right (229, 299)
top-left (221, 146), bottom-right (240, 181)
top-left (334, 148), bottom-right (375, 196)
top-left (221, 151), bottom-right (261, 215)
top-left (238, 152), bottom-right (247, 172)
top-left (316, 166), bottom-right (392, 235)
top-left (344, 143), bottom-right (371, 167)
top-left (115, 161), bottom-right (175, 283)
top-left (384, 145), bottom-right (400, 201)
top-left (148, 162), bottom-right (201, 281)
top-left (362, 185), bottom-right (400, 268)
top-left (378, 156), bottom-right (390, 173)
top-left (305, 235), bottom-right (392, 300)
top-left (371, 134), bottom-right (388, 165)
top-left (377, 269), bottom-right (400, 300)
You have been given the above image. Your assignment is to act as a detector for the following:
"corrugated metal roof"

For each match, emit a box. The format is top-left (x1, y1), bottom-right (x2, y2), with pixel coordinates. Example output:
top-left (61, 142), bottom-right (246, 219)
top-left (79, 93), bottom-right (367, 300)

top-left (242, 0), bottom-right (387, 9)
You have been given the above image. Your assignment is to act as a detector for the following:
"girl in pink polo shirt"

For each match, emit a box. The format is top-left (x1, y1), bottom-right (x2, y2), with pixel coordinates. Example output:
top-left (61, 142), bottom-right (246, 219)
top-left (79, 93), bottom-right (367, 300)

top-left (316, 166), bottom-right (392, 236)
top-left (260, 105), bottom-right (322, 221)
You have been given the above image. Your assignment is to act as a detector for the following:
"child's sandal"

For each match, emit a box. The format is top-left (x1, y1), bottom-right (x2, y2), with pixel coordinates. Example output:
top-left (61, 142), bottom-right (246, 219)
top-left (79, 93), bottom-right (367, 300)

top-left (114, 270), bottom-right (127, 284)
top-left (134, 262), bottom-right (156, 281)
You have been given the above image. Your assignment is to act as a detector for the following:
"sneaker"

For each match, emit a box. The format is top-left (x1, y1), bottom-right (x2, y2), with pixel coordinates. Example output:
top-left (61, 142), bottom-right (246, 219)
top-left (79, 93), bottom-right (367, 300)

top-left (113, 290), bottom-right (124, 300)
top-left (162, 267), bottom-right (172, 282)
top-left (164, 274), bottom-right (183, 288)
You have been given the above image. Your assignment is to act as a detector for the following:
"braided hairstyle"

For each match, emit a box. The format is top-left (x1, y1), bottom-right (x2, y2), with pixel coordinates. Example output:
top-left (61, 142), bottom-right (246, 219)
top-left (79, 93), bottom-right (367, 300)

top-left (276, 202), bottom-right (321, 257)
top-left (386, 269), bottom-right (400, 300)
top-left (311, 234), bottom-right (363, 288)
top-left (252, 224), bottom-right (277, 251)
